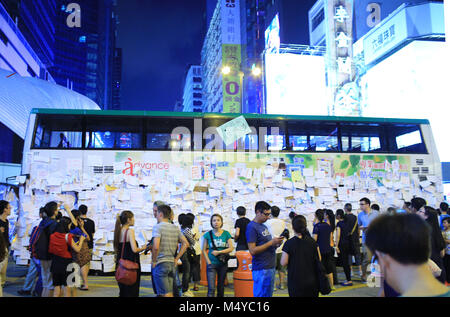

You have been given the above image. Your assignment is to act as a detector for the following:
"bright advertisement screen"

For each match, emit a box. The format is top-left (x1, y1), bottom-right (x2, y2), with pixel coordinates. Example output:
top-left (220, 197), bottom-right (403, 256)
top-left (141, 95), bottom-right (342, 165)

top-left (265, 53), bottom-right (327, 116)
top-left (362, 40), bottom-right (449, 161)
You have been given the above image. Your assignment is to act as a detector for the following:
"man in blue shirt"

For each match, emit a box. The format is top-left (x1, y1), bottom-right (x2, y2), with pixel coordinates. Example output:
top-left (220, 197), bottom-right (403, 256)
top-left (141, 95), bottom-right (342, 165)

top-left (246, 201), bottom-right (284, 297)
top-left (357, 197), bottom-right (379, 282)
top-left (439, 202), bottom-right (450, 230)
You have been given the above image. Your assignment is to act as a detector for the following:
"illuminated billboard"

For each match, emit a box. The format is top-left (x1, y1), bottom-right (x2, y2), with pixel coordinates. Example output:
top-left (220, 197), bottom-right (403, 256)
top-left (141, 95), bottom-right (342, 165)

top-left (265, 53), bottom-right (327, 116)
top-left (362, 40), bottom-right (449, 161)
top-left (265, 14), bottom-right (280, 53)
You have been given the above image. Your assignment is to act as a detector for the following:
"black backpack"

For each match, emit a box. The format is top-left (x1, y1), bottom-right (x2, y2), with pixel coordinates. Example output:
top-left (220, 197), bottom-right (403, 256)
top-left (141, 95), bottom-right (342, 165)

top-left (32, 225), bottom-right (51, 260)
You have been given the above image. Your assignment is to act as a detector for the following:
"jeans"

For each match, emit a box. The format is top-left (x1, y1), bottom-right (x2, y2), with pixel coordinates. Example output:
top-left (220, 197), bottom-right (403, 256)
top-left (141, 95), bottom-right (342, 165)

top-left (252, 268), bottom-right (275, 297)
top-left (180, 252), bottom-right (191, 293)
top-left (153, 262), bottom-right (177, 296)
top-left (23, 258), bottom-right (41, 292)
top-left (189, 254), bottom-right (201, 283)
top-left (206, 263), bottom-right (227, 297)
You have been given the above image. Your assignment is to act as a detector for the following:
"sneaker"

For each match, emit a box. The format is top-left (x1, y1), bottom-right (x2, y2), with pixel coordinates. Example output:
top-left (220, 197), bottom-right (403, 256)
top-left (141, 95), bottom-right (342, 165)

top-left (182, 290), bottom-right (194, 297)
top-left (341, 281), bottom-right (353, 287)
top-left (17, 290), bottom-right (31, 296)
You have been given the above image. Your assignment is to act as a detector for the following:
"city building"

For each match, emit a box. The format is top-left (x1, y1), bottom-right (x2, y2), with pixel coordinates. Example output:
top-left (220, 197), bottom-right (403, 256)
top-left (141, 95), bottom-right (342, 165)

top-left (308, 0), bottom-right (450, 186)
top-left (51, 0), bottom-right (119, 110)
top-left (181, 65), bottom-right (204, 113)
top-left (111, 47), bottom-right (122, 110)
top-left (201, 0), bottom-right (243, 113)
top-left (0, 0), bottom-right (54, 81)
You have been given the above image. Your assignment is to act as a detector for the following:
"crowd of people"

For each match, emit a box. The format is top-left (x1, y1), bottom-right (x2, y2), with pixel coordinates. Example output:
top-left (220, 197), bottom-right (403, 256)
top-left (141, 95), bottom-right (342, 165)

top-left (0, 195), bottom-right (449, 298)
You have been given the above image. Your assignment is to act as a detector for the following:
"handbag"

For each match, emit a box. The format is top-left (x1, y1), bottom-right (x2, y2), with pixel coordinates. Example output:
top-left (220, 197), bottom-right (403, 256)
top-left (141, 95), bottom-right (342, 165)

top-left (115, 229), bottom-right (139, 286)
top-left (315, 254), bottom-right (331, 295)
top-left (209, 231), bottom-right (230, 265)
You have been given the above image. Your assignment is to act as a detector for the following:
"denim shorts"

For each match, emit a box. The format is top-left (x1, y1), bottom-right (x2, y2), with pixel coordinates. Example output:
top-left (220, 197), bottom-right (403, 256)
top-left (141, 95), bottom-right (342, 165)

top-left (152, 262), bottom-right (176, 296)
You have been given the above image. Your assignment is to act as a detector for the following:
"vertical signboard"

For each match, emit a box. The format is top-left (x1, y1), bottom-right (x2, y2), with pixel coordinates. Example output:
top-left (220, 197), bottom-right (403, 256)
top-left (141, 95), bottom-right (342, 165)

top-left (221, 0), bottom-right (242, 113)
top-left (325, 0), bottom-right (360, 116)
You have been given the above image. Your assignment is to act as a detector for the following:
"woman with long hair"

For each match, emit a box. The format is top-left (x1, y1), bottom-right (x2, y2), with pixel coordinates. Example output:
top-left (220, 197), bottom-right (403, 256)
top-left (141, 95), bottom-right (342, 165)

top-left (113, 210), bottom-right (146, 297)
top-left (335, 209), bottom-right (352, 286)
top-left (281, 215), bottom-right (321, 297)
top-left (313, 209), bottom-right (334, 290)
top-left (418, 207), bottom-right (447, 283)
top-left (49, 216), bottom-right (86, 297)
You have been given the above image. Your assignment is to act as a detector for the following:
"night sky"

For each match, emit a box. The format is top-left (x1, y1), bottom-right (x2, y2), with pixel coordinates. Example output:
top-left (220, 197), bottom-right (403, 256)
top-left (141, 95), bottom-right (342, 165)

top-left (116, 0), bottom-right (316, 112)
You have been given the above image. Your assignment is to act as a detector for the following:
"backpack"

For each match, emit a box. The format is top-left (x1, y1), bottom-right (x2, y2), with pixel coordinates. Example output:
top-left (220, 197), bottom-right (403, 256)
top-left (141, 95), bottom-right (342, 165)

top-left (31, 225), bottom-right (51, 260)
top-left (48, 233), bottom-right (72, 259)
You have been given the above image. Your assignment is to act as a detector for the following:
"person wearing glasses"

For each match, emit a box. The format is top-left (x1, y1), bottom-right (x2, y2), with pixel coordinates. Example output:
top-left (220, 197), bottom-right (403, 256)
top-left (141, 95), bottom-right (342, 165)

top-left (357, 197), bottom-right (379, 282)
top-left (246, 201), bottom-right (284, 297)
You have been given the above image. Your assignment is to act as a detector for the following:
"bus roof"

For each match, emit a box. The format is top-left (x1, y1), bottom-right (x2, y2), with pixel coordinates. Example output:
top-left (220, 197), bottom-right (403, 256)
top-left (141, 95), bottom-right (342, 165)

top-left (30, 108), bottom-right (430, 125)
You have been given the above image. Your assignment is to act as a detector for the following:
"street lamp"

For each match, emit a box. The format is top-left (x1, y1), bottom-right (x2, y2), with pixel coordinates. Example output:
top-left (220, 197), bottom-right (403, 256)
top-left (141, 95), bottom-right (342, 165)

top-left (251, 65), bottom-right (262, 77)
top-left (221, 66), bottom-right (231, 75)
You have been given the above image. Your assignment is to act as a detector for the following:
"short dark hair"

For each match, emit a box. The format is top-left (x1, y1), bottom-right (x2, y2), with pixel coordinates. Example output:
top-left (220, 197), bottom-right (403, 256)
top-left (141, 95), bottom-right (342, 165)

top-left (359, 197), bottom-right (371, 206)
top-left (440, 202), bottom-right (449, 212)
top-left (181, 214), bottom-right (194, 229)
top-left (371, 204), bottom-right (380, 211)
top-left (255, 201), bottom-right (271, 214)
top-left (365, 214), bottom-right (431, 265)
top-left (178, 213), bottom-right (186, 225)
top-left (236, 206), bottom-right (246, 216)
top-left (0, 200), bottom-right (9, 215)
top-left (443, 217), bottom-right (450, 225)
top-left (79, 204), bottom-right (88, 215)
top-left (344, 203), bottom-right (352, 212)
top-left (157, 205), bottom-right (172, 219)
top-left (271, 206), bottom-right (280, 217)
top-left (411, 197), bottom-right (426, 211)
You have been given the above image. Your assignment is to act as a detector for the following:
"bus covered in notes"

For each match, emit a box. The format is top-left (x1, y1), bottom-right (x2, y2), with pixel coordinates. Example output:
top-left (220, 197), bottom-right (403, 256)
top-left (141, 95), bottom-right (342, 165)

top-left (13, 108), bottom-right (443, 271)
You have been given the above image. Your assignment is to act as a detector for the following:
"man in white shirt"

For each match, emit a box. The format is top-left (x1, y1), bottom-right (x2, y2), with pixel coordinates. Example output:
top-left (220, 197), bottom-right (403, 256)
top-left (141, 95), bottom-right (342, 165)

top-left (265, 206), bottom-right (287, 290)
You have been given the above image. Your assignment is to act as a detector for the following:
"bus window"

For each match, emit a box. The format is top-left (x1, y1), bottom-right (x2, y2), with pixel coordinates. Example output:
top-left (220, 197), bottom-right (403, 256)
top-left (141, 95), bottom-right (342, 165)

top-left (85, 116), bottom-right (142, 149)
top-left (147, 118), bottom-right (194, 150)
top-left (203, 117), bottom-right (258, 152)
top-left (259, 119), bottom-right (286, 152)
top-left (340, 123), bottom-right (383, 152)
top-left (386, 124), bottom-right (427, 153)
top-left (288, 121), bottom-right (338, 152)
top-left (33, 115), bottom-right (83, 149)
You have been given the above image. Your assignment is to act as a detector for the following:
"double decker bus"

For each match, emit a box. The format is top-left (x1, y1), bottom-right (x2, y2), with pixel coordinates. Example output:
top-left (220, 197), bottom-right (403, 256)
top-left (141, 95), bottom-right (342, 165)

top-left (13, 109), bottom-right (443, 271)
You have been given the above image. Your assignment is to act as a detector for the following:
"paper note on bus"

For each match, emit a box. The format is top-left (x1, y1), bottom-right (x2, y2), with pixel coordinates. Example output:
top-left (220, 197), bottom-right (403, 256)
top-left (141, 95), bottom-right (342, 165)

top-left (216, 116), bottom-right (252, 146)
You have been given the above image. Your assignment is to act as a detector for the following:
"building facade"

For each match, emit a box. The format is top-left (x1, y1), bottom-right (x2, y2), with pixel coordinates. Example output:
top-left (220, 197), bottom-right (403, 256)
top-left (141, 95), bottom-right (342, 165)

top-left (201, 0), bottom-right (243, 113)
top-left (182, 65), bottom-right (204, 113)
top-left (51, 0), bottom-right (119, 110)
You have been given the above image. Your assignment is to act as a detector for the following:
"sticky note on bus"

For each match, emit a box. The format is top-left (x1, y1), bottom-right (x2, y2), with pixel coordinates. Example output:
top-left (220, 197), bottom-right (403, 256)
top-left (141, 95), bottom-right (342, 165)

top-left (216, 116), bottom-right (252, 146)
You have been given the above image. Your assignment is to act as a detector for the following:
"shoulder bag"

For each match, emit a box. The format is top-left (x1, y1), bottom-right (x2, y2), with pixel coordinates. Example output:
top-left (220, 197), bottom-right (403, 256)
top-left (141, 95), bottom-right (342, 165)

top-left (209, 231), bottom-right (230, 265)
top-left (115, 229), bottom-right (139, 286)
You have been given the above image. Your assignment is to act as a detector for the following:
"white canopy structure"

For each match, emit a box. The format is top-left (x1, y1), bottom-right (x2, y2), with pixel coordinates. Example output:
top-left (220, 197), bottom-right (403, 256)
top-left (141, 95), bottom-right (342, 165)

top-left (0, 68), bottom-right (100, 139)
